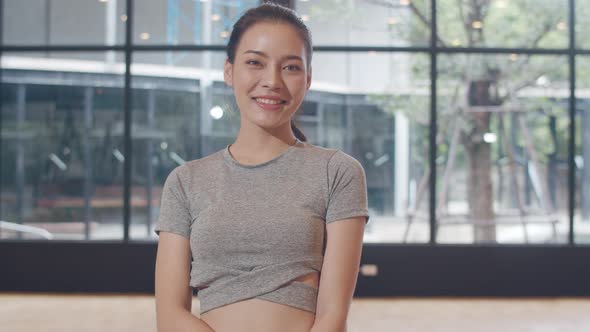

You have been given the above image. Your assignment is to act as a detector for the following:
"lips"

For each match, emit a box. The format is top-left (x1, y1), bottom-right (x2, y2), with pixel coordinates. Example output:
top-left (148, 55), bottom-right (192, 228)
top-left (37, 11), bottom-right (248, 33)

top-left (252, 97), bottom-right (287, 111)
top-left (251, 96), bottom-right (287, 105)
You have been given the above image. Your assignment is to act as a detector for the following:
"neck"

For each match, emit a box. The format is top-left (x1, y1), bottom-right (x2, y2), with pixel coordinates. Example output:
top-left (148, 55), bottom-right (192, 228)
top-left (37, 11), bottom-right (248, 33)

top-left (229, 127), bottom-right (298, 160)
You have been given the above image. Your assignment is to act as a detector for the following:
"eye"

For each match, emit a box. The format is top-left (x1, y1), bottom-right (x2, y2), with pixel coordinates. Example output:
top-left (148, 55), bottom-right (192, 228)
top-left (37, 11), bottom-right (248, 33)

top-left (285, 64), bottom-right (302, 71)
top-left (246, 60), bottom-right (262, 66)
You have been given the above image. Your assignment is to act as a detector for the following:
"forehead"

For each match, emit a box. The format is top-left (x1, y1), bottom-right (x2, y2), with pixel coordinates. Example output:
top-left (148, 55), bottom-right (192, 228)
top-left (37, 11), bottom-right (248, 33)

top-left (236, 21), bottom-right (306, 59)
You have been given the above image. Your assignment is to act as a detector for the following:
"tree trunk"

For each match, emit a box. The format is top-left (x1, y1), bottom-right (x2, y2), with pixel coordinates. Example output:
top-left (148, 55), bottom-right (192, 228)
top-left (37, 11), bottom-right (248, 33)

top-left (466, 127), bottom-right (496, 243)
top-left (466, 80), bottom-right (497, 243)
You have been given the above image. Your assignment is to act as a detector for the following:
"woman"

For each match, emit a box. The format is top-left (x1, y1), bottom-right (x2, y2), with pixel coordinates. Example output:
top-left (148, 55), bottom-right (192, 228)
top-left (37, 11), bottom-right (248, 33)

top-left (154, 3), bottom-right (369, 332)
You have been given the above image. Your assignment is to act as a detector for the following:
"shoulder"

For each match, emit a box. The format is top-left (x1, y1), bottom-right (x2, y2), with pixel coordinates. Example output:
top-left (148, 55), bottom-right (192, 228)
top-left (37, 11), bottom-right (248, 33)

top-left (297, 142), bottom-right (364, 174)
top-left (179, 149), bottom-right (224, 176)
top-left (165, 149), bottom-right (224, 190)
top-left (297, 141), bottom-right (343, 163)
top-left (327, 149), bottom-right (364, 174)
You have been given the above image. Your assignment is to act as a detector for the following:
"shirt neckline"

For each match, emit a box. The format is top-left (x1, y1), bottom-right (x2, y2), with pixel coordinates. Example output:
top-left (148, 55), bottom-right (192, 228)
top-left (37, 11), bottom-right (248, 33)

top-left (223, 138), bottom-right (303, 169)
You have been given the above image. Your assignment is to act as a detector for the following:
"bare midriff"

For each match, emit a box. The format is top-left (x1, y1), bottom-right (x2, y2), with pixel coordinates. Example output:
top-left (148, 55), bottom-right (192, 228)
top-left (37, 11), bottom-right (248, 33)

top-left (199, 272), bottom-right (319, 332)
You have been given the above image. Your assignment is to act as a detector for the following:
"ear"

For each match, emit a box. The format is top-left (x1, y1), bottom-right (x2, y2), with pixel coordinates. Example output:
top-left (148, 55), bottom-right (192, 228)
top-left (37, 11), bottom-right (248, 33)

top-left (306, 65), bottom-right (312, 90)
top-left (224, 59), bottom-right (233, 87)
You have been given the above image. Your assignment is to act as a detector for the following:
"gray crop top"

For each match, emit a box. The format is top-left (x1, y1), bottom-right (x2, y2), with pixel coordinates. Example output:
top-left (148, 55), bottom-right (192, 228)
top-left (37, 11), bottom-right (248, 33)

top-left (154, 139), bottom-right (370, 315)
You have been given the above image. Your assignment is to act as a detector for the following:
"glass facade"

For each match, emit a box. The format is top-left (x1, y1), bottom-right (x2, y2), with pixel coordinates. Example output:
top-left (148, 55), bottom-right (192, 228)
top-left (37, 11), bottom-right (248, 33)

top-left (294, 0), bottom-right (431, 46)
top-left (436, 54), bottom-right (570, 244)
top-left (3, 0), bottom-right (127, 46)
top-left (133, 0), bottom-right (259, 45)
top-left (1, 0), bottom-right (588, 246)
top-left (1, 52), bottom-right (125, 240)
top-left (437, 0), bottom-right (568, 49)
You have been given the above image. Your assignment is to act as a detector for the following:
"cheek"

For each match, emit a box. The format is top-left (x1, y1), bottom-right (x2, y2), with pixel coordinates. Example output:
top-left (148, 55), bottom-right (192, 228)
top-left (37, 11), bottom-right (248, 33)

top-left (231, 66), bottom-right (256, 85)
top-left (287, 76), bottom-right (308, 96)
top-left (232, 75), bottom-right (257, 107)
top-left (233, 73), bottom-right (256, 91)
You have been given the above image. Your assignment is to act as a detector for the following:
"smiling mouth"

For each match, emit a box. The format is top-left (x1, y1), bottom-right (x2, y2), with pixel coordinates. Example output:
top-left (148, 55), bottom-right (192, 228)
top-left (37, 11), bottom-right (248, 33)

top-left (252, 97), bottom-right (287, 105)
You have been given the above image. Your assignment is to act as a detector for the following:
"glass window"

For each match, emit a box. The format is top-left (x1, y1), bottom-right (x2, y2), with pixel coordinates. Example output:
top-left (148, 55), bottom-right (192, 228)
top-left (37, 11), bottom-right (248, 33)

top-left (312, 52), bottom-right (431, 243)
top-left (133, 0), bottom-right (259, 45)
top-left (576, 56), bottom-right (590, 245)
top-left (129, 51), bottom-right (236, 240)
top-left (1, 52), bottom-right (125, 240)
top-left (576, 0), bottom-right (590, 49)
top-left (3, 0), bottom-right (589, 247)
top-left (127, 50), bottom-right (431, 243)
top-left (2, 0), bottom-right (127, 46)
top-left (295, 0), bottom-right (430, 46)
top-left (437, 54), bottom-right (569, 244)
top-left (437, 0), bottom-right (568, 49)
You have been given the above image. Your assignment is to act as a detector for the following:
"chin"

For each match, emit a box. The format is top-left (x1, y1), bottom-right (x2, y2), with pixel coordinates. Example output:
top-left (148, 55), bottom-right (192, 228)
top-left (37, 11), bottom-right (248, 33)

top-left (246, 113), bottom-right (289, 129)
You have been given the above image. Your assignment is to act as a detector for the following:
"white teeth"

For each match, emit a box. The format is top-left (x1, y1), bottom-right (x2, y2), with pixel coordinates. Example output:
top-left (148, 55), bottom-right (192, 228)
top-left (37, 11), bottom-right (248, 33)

top-left (255, 98), bottom-right (284, 105)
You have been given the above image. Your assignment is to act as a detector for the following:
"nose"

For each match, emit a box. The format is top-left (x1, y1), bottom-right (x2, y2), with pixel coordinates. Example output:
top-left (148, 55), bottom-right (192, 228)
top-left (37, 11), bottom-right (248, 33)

top-left (261, 66), bottom-right (284, 90)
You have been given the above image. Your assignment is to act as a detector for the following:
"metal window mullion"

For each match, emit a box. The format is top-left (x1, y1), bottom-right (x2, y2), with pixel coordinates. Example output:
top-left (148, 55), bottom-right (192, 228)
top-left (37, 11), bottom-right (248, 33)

top-left (2, 45), bottom-right (589, 54)
top-left (428, 0), bottom-right (438, 245)
top-left (0, 0), bottom-right (4, 234)
top-left (568, 0), bottom-right (576, 246)
top-left (123, 0), bottom-right (133, 242)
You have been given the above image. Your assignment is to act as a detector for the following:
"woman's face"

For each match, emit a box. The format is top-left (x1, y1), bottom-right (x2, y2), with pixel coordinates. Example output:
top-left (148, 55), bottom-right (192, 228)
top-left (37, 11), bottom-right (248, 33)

top-left (224, 21), bottom-right (312, 132)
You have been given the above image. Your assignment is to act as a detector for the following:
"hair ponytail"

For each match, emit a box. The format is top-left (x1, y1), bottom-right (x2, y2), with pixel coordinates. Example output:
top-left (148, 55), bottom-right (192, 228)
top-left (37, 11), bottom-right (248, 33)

top-left (291, 119), bottom-right (307, 142)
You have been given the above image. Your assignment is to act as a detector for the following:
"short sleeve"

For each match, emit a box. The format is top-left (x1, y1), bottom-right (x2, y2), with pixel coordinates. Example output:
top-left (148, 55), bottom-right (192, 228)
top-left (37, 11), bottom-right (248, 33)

top-left (325, 150), bottom-right (370, 224)
top-left (154, 166), bottom-right (192, 239)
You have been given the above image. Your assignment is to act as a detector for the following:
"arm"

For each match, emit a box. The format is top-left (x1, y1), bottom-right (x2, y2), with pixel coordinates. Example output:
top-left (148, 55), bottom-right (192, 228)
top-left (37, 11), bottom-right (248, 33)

top-left (310, 216), bottom-right (367, 332)
top-left (155, 231), bottom-right (216, 332)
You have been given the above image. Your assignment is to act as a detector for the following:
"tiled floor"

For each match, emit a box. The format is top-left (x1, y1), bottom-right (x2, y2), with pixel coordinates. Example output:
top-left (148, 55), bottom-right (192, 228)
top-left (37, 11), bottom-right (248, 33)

top-left (1, 293), bottom-right (589, 331)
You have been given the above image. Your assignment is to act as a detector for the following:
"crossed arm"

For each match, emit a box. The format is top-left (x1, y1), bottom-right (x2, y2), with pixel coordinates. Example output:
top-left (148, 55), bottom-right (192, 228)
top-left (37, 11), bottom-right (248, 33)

top-left (310, 216), bottom-right (367, 332)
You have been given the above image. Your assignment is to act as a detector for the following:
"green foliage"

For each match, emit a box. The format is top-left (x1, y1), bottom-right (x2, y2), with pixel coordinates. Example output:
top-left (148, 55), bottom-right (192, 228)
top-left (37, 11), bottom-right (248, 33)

top-left (306, 0), bottom-right (587, 191)
top-left (367, 92), bottom-right (430, 125)
top-left (400, 0), bottom-right (574, 168)
top-left (308, 0), bottom-right (356, 22)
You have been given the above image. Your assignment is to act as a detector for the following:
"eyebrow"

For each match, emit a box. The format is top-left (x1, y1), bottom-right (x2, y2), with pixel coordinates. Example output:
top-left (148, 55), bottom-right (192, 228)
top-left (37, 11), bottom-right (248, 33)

top-left (243, 50), bottom-right (304, 62)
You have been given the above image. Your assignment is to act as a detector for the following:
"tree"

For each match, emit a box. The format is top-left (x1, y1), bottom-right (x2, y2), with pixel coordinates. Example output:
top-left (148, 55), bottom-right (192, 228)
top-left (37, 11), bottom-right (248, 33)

top-left (411, 0), bottom-right (571, 242)
top-left (304, 0), bottom-right (580, 242)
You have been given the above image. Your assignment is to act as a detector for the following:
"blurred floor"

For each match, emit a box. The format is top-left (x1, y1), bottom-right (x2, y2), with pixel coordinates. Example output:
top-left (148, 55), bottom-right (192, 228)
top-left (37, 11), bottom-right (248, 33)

top-left (1, 293), bottom-right (589, 332)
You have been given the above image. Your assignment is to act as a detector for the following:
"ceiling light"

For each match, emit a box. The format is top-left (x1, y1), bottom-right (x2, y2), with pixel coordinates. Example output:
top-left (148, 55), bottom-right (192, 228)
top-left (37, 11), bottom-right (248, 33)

top-left (210, 106), bottom-right (224, 120)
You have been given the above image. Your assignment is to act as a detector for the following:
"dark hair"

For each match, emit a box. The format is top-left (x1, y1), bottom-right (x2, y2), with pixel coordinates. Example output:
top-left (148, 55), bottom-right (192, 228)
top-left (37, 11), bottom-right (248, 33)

top-left (226, 2), bottom-right (312, 142)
